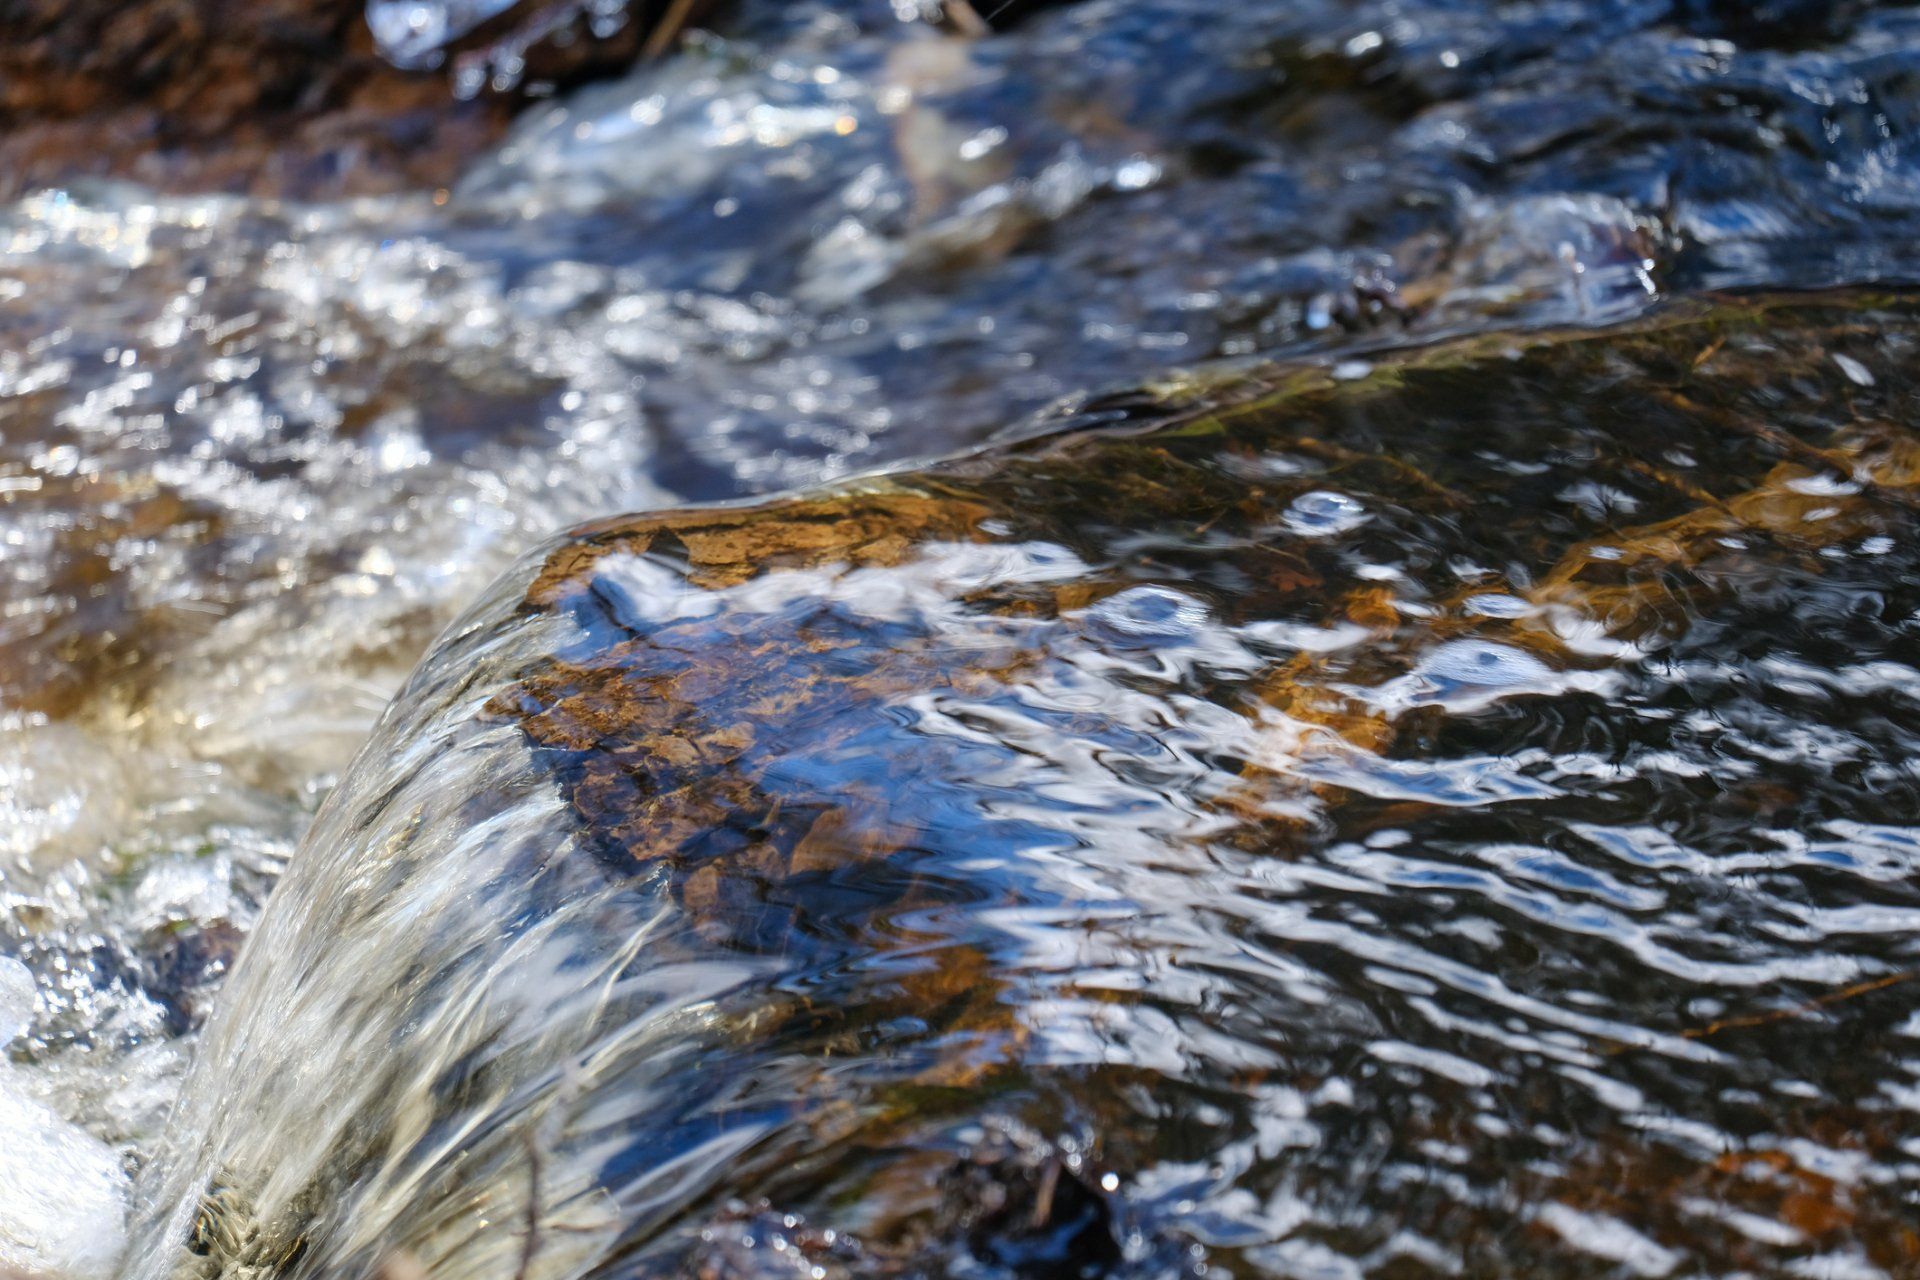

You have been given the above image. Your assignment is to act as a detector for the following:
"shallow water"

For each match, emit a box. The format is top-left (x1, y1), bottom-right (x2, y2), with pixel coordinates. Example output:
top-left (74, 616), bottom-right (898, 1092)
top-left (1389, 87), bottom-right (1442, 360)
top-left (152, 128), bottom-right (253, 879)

top-left (131, 294), bottom-right (1920, 1279)
top-left (5, 1), bottom-right (1920, 1277)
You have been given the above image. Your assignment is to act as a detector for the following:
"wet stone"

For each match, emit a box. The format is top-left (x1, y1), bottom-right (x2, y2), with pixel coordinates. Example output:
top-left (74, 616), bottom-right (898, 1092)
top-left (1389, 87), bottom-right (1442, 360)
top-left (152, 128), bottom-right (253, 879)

top-left (0, 0), bottom-right (703, 200)
top-left (122, 289), bottom-right (1920, 1280)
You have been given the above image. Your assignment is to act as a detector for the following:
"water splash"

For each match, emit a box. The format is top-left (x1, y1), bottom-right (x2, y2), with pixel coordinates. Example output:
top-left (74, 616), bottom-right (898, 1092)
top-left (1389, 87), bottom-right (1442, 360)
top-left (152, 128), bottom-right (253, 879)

top-left (0, 957), bottom-right (127, 1280)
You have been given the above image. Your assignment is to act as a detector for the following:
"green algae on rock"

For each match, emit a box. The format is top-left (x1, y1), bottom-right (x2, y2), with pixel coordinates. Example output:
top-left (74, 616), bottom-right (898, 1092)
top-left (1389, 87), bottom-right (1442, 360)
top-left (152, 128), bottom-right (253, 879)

top-left (136, 291), bottom-right (1920, 1279)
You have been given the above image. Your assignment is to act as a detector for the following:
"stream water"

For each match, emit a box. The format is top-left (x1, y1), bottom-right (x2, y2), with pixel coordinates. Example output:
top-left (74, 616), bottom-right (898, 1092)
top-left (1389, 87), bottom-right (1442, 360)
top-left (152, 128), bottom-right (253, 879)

top-left (4, 2), bottom-right (1920, 1278)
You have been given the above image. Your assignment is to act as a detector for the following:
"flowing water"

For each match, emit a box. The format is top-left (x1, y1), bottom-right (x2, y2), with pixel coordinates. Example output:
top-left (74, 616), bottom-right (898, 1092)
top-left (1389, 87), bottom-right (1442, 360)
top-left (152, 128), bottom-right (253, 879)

top-left (3, 1), bottom-right (1920, 1278)
top-left (124, 293), bottom-right (1920, 1279)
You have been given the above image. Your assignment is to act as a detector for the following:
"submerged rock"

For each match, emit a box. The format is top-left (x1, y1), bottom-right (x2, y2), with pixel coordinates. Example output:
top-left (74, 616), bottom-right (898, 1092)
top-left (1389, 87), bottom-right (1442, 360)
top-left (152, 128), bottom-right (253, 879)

top-left (129, 292), bottom-right (1920, 1278)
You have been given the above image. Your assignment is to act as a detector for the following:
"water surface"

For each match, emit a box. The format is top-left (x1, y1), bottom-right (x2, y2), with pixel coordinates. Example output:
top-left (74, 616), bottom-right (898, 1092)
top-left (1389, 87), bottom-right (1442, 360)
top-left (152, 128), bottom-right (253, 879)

top-left (5, 2), bottom-right (1920, 1276)
top-left (133, 293), bottom-right (1920, 1280)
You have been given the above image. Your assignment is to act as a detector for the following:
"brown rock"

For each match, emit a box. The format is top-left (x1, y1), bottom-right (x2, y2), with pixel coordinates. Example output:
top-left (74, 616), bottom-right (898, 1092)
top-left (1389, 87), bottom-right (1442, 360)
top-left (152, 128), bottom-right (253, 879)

top-left (0, 0), bottom-right (718, 200)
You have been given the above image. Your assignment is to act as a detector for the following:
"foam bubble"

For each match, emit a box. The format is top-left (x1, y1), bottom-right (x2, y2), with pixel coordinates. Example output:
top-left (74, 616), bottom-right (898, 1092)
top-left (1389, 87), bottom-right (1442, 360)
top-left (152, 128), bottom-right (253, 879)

top-left (1085, 586), bottom-right (1211, 639)
top-left (1283, 490), bottom-right (1370, 537)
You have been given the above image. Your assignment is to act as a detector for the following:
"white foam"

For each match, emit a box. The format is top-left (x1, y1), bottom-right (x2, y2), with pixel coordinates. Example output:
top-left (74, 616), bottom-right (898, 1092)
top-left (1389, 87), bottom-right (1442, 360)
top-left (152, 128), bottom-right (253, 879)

top-left (0, 958), bottom-right (33, 1046)
top-left (0, 954), bottom-right (129, 1280)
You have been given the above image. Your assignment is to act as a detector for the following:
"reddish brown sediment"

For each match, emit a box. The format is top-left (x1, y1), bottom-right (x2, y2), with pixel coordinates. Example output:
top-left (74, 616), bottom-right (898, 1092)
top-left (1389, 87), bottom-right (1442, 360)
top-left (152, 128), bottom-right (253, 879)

top-left (526, 491), bottom-right (993, 607)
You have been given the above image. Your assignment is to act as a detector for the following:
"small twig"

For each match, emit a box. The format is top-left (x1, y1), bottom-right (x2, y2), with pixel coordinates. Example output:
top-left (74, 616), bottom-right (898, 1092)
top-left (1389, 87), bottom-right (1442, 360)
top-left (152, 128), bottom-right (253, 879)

top-left (944, 0), bottom-right (992, 36)
top-left (1030, 1156), bottom-right (1061, 1229)
top-left (1604, 970), bottom-right (1915, 1057)
top-left (516, 1129), bottom-right (543, 1280)
top-left (642, 0), bottom-right (702, 60)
